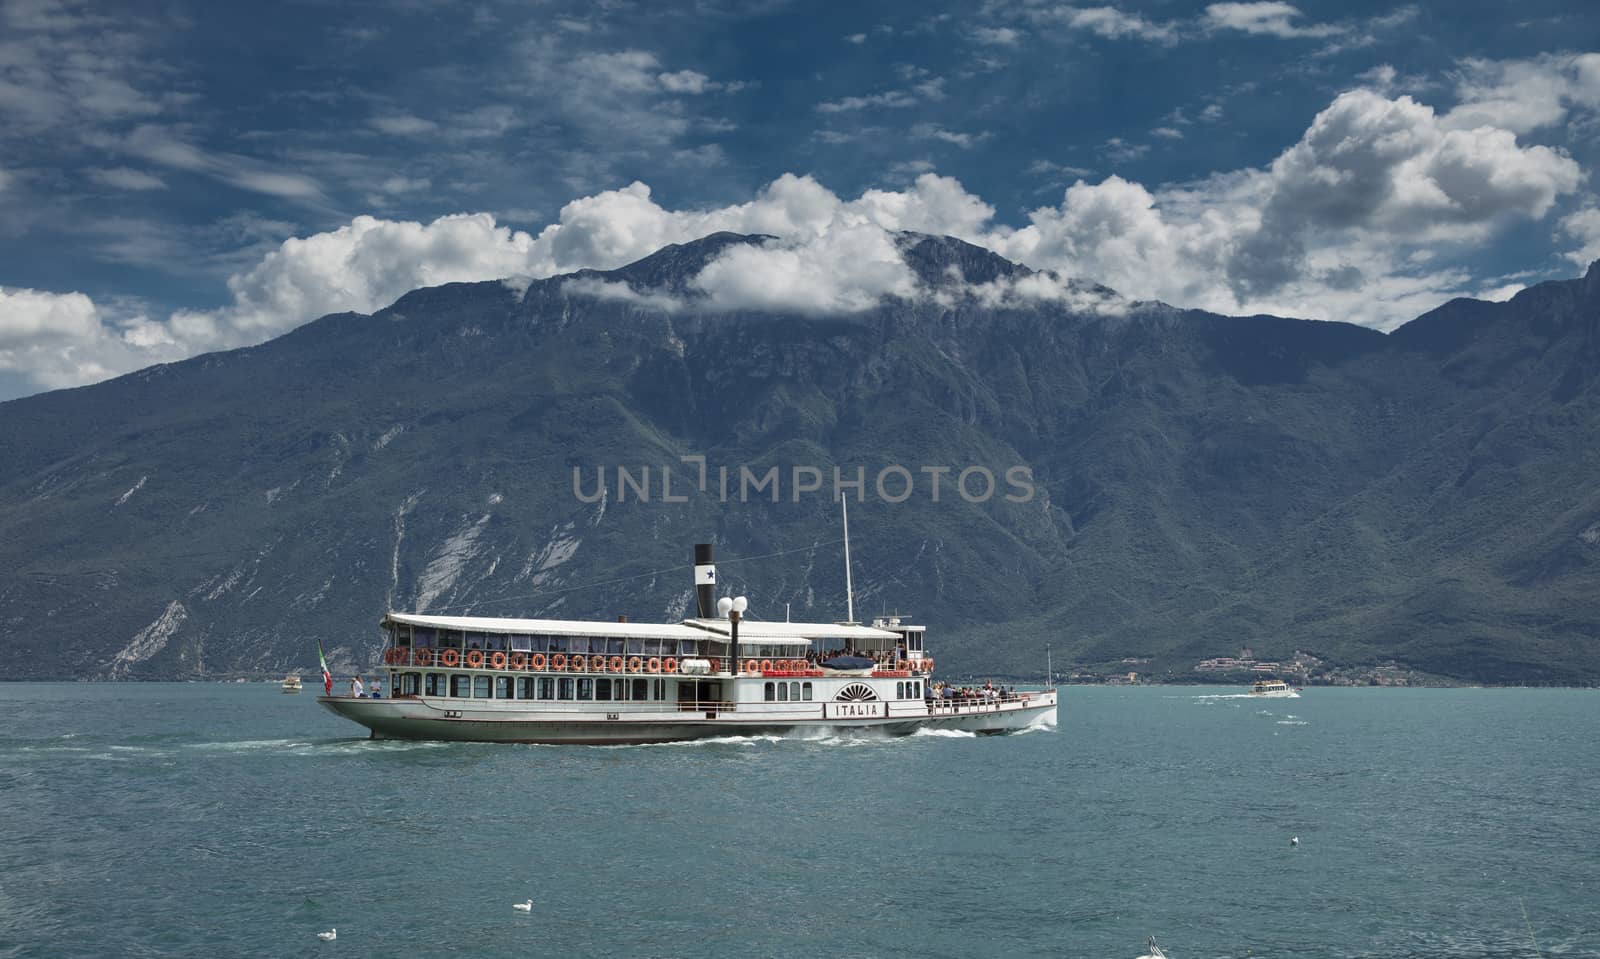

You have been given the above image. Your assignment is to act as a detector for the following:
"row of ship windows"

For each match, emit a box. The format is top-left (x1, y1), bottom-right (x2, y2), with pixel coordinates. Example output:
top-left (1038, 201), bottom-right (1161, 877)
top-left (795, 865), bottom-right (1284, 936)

top-left (395, 672), bottom-right (670, 702)
top-left (760, 681), bottom-right (924, 702)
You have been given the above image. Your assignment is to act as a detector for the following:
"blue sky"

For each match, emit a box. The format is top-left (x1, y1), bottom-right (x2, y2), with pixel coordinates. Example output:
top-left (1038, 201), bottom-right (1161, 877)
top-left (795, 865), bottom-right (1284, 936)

top-left (1, 0), bottom-right (1597, 399)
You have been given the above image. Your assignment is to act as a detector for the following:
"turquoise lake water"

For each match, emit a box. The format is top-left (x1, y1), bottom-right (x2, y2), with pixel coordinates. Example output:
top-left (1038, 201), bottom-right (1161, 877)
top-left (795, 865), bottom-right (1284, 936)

top-left (0, 684), bottom-right (1594, 959)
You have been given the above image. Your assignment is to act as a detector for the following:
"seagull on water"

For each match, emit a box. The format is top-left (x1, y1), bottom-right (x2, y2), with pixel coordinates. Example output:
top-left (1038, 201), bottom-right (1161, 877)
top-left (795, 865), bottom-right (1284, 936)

top-left (317, 928), bottom-right (337, 941)
top-left (513, 900), bottom-right (533, 912)
top-left (1290, 836), bottom-right (1299, 846)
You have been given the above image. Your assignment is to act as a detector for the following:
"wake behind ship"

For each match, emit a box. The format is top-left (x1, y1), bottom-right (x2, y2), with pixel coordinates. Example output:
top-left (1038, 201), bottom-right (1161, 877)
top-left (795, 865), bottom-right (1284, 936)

top-left (319, 542), bottom-right (1057, 744)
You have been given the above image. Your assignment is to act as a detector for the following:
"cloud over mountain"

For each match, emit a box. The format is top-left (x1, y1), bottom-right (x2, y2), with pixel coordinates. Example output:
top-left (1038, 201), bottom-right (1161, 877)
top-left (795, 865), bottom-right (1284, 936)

top-left (3, 66), bottom-right (1595, 398)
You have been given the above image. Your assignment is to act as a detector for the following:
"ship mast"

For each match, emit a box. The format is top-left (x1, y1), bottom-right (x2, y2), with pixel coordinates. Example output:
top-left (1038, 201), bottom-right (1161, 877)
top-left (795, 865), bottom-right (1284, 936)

top-left (842, 495), bottom-right (855, 625)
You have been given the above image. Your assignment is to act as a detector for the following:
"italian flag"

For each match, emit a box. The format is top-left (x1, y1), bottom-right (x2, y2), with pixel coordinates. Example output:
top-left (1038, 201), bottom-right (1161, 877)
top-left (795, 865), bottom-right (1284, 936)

top-left (317, 640), bottom-right (332, 695)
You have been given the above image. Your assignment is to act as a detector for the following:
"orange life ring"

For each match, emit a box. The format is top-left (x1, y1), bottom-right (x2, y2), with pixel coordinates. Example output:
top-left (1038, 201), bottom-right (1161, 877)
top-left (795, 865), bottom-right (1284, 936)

top-left (759, 659), bottom-right (773, 673)
top-left (510, 652), bottom-right (527, 670)
top-left (490, 651), bottom-right (507, 670)
top-left (627, 656), bottom-right (642, 673)
top-left (646, 657), bottom-right (661, 674)
top-left (663, 657), bottom-right (678, 674)
top-left (441, 649), bottom-right (461, 668)
top-left (744, 659), bottom-right (760, 674)
top-left (608, 655), bottom-right (623, 673)
top-left (549, 653), bottom-right (566, 670)
top-left (465, 649), bottom-right (485, 669)
top-left (570, 654), bottom-right (587, 672)
top-left (415, 648), bottom-right (433, 667)
top-left (530, 653), bottom-right (547, 671)
top-left (789, 659), bottom-right (803, 672)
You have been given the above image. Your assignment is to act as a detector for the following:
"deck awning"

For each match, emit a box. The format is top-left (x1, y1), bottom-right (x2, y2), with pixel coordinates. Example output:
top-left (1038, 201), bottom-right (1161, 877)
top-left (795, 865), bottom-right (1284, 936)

top-left (385, 612), bottom-right (704, 640)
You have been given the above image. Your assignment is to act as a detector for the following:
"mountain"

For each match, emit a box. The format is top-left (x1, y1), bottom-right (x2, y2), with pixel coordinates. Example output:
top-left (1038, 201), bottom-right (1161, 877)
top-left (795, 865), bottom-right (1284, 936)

top-left (2, 234), bottom-right (1598, 683)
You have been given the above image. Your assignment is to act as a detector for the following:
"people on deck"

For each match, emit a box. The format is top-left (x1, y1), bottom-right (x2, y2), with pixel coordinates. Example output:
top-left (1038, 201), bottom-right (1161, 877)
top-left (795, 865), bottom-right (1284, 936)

top-left (351, 675), bottom-right (364, 698)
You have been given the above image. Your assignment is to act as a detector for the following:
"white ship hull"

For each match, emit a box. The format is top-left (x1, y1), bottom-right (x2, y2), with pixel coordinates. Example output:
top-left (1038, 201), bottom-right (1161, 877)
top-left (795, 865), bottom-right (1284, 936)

top-left (319, 690), bottom-right (1057, 745)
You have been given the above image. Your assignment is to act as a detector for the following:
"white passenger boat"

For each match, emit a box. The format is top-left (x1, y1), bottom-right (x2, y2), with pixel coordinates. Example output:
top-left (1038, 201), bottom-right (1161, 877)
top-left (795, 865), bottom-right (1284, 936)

top-left (281, 674), bottom-right (302, 693)
top-left (319, 542), bottom-right (1057, 744)
top-left (1249, 678), bottom-right (1297, 697)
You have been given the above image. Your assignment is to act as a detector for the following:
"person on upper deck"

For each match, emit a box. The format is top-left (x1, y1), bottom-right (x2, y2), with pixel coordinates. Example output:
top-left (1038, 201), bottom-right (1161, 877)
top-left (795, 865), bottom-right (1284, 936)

top-left (351, 675), bottom-right (364, 698)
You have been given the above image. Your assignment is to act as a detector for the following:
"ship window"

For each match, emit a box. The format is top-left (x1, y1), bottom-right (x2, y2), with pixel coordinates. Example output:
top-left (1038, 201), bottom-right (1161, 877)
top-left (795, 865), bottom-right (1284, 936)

top-left (764, 682), bottom-right (776, 702)
top-left (548, 637), bottom-right (569, 654)
top-left (788, 682), bottom-right (798, 700)
top-left (607, 638), bottom-right (625, 656)
top-left (439, 631), bottom-right (462, 650)
top-left (538, 677), bottom-right (555, 700)
top-left (509, 634), bottom-right (532, 652)
top-left (413, 628), bottom-right (435, 648)
top-left (654, 679), bottom-right (665, 701)
top-left (596, 679), bottom-right (613, 702)
top-left (425, 673), bottom-right (443, 696)
top-left (802, 682), bottom-right (813, 701)
top-left (897, 682), bottom-right (905, 699)
top-left (777, 682), bottom-right (788, 702)
top-left (473, 676), bottom-right (491, 698)
top-left (625, 638), bottom-right (645, 655)
top-left (577, 678), bottom-right (594, 701)
top-left (483, 634), bottom-right (505, 652)
top-left (495, 676), bottom-right (512, 699)
top-left (558, 678), bottom-right (575, 700)
top-left (400, 673), bottom-right (418, 695)
top-left (632, 678), bottom-right (649, 701)
top-left (450, 674), bottom-right (471, 697)
top-left (516, 677), bottom-right (535, 699)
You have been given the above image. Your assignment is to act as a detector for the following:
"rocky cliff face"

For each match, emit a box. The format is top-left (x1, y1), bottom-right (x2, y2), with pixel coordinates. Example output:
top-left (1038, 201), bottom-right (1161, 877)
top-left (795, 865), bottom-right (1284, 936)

top-left (1, 236), bottom-right (1597, 682)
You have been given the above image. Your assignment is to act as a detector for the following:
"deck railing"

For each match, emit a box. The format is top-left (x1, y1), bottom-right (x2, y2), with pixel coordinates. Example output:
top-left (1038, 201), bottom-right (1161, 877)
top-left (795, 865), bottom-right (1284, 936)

top-left (378, 648), bottom-right (933, 677)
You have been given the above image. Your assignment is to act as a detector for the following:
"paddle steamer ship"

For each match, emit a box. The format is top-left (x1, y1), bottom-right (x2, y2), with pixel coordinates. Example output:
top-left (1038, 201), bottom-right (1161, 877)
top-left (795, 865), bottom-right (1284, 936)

top-left (319, 543), bottom-right (1057, 744)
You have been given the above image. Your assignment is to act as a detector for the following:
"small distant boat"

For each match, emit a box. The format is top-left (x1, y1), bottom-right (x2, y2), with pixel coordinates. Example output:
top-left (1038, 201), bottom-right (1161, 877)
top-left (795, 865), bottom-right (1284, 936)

top-left (282, 674), bottom-right (303, 694)
top-left (1249, 678), bottom-right (1297, 698)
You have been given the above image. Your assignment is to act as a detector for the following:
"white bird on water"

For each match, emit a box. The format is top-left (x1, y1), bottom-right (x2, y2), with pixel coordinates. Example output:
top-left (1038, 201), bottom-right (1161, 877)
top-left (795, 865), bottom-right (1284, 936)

top-left (317, 928), bottom-right (337, 941)
top-left (513, 900), bottom-right (533, 912)
top-left (1290, 836), bottom-right (1300, 846)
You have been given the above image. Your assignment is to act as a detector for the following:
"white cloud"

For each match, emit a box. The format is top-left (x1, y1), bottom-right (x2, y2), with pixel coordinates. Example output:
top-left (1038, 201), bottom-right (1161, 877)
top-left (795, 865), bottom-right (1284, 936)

top-left (1203, 2), bottom-right (1341, 38)
top-left (369, 114), bottom-right (439, 136)
top-left (0, 286), bottom-right (181, 391)
top-left (1151, 126), bottom-right (1184, 140)
top-left (560, 277), bottom-right (685, 312)
top-left (124, 125), bottom-right (325, 201)
top-left (973, 26), bottom-right (1021, 45)
top-left (1230, 90), bottom-right (1582, 294)
top-left (658, 70), bottom-right (714, 94)
top-left (692, 227), bottom-right (919, 313)
top-left (1046, 6), bottom-right (1179, 44)
top-left (845, 33), bottom-right (866, 44)
top-left (1560, 207), bottom-right (1600, 267)
top-left (817, 90), bottom-right (919, 113)
top-left (911, 123), bottom-right (989, 147)
top-left (1444, 53), bottom-right (1600, 135)
top-left (86, 166), bottom-right (167, 190)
